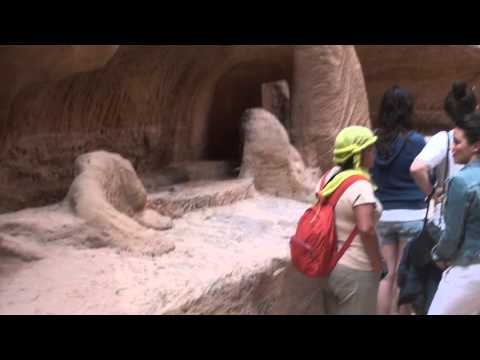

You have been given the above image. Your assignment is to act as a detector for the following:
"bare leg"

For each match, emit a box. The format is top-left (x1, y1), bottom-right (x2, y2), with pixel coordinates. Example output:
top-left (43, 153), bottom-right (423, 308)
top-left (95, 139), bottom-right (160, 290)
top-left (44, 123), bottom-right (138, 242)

top-left (394, 241), bottom-right (412, 315)
top-left (377, 243), bottom-right (398, 315)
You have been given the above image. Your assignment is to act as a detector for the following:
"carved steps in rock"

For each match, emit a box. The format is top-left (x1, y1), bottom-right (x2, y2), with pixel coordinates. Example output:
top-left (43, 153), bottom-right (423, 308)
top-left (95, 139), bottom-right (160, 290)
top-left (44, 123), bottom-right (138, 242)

top-left (141, 161), bottom-right (237, 193)
top-left (148, 178), bottom-right (255, 218)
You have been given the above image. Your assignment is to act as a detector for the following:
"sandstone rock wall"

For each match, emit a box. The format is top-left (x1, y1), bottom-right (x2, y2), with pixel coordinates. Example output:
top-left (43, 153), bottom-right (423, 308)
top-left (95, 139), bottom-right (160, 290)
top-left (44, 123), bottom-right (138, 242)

top-left (0, 45), bottom-right (369, 213)
top-left (356, 45), bottom-right (480, 134)
top-left (291, 45), bottom-right (370, 172)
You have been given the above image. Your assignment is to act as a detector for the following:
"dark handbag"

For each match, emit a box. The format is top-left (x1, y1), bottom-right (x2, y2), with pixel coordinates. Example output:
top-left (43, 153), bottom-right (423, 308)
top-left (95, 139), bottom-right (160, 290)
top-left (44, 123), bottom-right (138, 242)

top-left (410, 196), bottom-right (438, 268)
top-left (410, 131), bottom-right (450, 268)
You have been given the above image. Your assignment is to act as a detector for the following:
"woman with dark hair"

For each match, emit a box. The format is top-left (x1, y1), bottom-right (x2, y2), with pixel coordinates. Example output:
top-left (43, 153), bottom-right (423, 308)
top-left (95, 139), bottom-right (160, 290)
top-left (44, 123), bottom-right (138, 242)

top-left (411, 81), bottom-right (478, 219)
top-left (428, 113), bottom-right (480, 315)
top-left (445, 81), bottom-right (478, 125)
top-left (371, 85), bottom-right (427, 315)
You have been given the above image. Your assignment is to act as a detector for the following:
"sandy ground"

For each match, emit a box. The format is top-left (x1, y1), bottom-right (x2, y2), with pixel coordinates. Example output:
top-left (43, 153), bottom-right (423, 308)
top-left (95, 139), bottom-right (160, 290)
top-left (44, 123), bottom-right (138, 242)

top-left (0, 194), bottom-right (309, 315)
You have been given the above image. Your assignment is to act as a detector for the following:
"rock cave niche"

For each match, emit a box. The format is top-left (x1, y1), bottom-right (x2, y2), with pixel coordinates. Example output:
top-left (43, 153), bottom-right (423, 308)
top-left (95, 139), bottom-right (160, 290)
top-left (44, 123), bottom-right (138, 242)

top-left (262, 79), bottom-right (291, 130)
top-left (205, 62), bottom-right (291, 172)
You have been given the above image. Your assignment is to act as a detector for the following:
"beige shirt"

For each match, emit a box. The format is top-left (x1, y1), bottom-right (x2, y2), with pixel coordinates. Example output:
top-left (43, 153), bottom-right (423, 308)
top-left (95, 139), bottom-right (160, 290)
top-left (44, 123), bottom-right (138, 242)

top-left (319, 169), bottom-right (382, 271)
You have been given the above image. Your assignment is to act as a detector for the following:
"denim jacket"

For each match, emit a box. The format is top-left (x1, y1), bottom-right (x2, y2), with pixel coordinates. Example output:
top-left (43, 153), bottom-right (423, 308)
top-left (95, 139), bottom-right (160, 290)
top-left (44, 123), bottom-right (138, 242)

top-left (432, 160), bottom-right (480, 266)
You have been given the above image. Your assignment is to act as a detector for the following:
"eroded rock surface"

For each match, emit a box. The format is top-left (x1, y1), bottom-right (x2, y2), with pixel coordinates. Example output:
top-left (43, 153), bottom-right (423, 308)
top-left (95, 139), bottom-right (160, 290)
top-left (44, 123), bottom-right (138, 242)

top-left (66, 151), bottom-right (174, 255)
top-left (0, 194), bottom-right (326, 315)
top-left (239, 108), bottom-right (319, 202)
top-left (0, 45), bottom-right (369, 213)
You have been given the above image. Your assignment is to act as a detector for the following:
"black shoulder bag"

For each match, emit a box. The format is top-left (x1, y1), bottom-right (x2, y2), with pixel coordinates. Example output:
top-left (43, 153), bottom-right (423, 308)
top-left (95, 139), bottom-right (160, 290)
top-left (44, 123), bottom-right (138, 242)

top-left (410, 131), bottom-right (450, 268)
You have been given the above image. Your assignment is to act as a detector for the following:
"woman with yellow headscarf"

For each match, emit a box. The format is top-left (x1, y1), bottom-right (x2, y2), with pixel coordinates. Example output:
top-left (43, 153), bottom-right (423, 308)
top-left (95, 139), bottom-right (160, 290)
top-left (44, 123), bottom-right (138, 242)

top-left (316, 126), bottom-right (384, 315)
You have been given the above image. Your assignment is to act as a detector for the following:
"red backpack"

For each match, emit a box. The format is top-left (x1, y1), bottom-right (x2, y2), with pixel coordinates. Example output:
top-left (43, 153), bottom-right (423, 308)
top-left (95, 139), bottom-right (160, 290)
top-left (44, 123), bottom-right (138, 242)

top-left (290, 172), bottom-right (366, 278)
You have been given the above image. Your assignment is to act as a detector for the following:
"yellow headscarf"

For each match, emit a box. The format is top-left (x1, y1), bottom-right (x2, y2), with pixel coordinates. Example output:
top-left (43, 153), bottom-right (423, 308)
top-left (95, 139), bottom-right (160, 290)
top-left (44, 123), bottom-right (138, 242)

top-left (319, 126), bottom-right (377, 199)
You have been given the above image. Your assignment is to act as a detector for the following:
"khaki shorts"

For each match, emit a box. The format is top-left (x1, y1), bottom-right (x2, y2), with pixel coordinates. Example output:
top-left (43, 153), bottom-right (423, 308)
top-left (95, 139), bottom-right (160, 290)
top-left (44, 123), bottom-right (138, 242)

top-left (324, 264), bottom-right (380, 315)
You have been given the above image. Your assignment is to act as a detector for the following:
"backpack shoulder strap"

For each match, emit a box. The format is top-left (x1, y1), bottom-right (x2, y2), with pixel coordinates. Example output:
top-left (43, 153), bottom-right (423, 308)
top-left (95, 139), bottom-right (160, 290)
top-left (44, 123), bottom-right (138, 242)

top-left (327, 175), bottom-right (368, 270)
top-left (327, 175), bottom-right (368, 207)
top-left (316, 168), bottom-right (336, 197)
top-left (318, 169), bottom-right (331, 191)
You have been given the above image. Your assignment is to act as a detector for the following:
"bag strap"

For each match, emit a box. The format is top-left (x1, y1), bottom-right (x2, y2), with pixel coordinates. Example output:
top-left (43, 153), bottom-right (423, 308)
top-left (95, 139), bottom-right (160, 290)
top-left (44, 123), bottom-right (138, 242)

top-left (315, 168), bottom-right (335, 198)
top-left (331, 225), bottom-right (359, 268)
top-left (444, 131), bottom-right (450, 184)
top-left (423, 131), bottom-right (451, 227)
top-left (326, 175), bottom-right (367, 268)
top-left (422, 191), bottom-right (434, 228)
top-left (327, 175), bottom-right (368, 208)
top-left (438, 131), bottom-right (451, 219)
top-left (318, 170), bottom-right (331, 192)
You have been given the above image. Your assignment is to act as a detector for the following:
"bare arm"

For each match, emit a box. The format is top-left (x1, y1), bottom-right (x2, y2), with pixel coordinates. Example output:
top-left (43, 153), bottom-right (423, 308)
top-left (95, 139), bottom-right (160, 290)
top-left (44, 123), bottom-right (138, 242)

top-left (354, 204), bottom-right (382, 273)
top-left (410, 158), bottom-right (433, 196)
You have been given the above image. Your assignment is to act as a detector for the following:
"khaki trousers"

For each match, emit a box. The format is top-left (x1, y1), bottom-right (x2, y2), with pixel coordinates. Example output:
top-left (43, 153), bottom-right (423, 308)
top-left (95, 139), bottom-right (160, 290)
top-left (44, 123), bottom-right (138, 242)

top-left (324, 264), bottom-right (380, 315)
